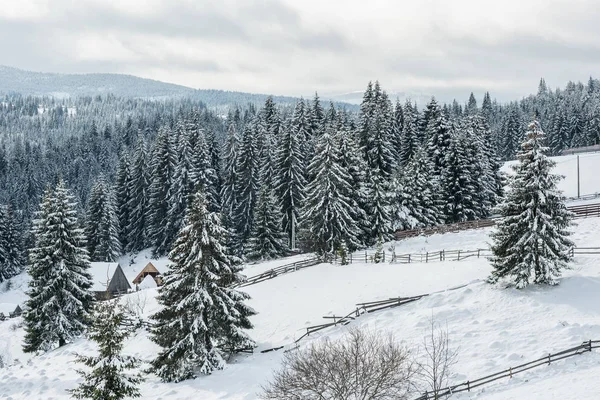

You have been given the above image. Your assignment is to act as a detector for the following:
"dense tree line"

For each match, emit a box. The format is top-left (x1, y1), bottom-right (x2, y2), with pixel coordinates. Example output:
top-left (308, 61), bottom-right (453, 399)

top-left (0, 77), bottom-right (598, 273)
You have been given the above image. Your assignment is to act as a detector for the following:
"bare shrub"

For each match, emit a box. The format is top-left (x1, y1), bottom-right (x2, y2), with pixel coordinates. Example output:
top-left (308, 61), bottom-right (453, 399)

top-left (261, 328), bottom-right (418, 400)
top-left (419, 319), bottom-right (458, 399)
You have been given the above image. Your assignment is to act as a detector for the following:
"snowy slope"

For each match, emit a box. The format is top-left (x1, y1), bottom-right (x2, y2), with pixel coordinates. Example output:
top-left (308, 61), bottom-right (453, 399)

top-left (502, 152), bottom-right (600, 199)
top-left (1, 218), bottom-right (600, 399)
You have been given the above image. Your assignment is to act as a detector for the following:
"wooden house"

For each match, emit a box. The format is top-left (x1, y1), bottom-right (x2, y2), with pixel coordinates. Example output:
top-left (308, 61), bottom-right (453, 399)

top-left (9, 305), bottom-right (22, 318)
top-left (132, 262), bottom-right (163, 289)
top-left (89, 262), bottom-right (131, 300)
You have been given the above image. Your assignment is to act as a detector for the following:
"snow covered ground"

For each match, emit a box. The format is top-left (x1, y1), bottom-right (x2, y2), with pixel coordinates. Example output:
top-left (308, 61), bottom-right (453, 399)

top-left (1, 218), bottom-right (600, 399)
top-left (2, 152), bottom-right (600, 399)
top-left (503, 151), bottom-right (600, 199)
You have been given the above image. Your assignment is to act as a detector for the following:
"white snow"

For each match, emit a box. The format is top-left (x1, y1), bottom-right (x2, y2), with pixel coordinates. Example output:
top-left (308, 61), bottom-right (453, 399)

top-left (138, 274), bottom-right (158, 290)
top-left (88, 262), bottom-right (121, 292)
top-left (502, 152), bottom-right (600, 199)
top-left (1, 218), bottom-right (600, 398)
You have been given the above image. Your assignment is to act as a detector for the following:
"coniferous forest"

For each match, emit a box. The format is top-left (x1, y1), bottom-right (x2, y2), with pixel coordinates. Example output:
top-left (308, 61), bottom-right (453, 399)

top-left (0, 77), bottom-right (598, 281)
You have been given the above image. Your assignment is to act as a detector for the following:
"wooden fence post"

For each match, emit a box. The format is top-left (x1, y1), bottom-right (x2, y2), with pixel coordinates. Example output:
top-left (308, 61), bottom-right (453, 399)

top-left (383, 251), bottom-right (385, 262)
top-left (467, 381), bottom-right (470, 392)
top-left (426, 252), bottom-right (429, 263)
top-left (350, 252), bottom-right (353, 264)
top-left (548, 353), bottom-right (551, 364)
top-left (408, 254), bottom-right (411, 263)
top-left (477, 249), bottom-right (481, 258)
top-left (457, 250), bottom-right (461, 261)
top-left (365, 251), bottom-right (367, 263)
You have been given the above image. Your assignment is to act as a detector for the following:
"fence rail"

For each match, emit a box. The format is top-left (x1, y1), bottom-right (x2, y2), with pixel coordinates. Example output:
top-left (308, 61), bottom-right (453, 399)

top-left (234, 257), bottom-right (320, 288)
top-left (240, 246), bottom-right (600, 290)
top-left (413, 340), bottom-right (600, 400)
top-left (396, 202), bottom-right (600, 240)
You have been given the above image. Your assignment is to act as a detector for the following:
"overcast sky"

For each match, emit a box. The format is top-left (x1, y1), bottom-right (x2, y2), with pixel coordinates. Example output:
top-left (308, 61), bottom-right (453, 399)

top-left (1, 0), bottom-right (600, 102)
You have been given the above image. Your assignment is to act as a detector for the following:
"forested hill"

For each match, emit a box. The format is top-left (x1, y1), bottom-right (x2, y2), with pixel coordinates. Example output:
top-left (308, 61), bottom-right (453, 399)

top-left (0, 65), bottom-right (308, 107)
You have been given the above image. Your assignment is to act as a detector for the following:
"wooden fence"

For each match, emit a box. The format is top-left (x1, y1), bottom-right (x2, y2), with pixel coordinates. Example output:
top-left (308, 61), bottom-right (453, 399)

top-left (395, 202), bottom-right (600, 240)
top-left (233, 257), bottom-right (321, 288)
top-left (414, 340), bottom-right (600, 400)
top-left (260, 294), bottom-right (428, 353)
top-left (239, 247), bottom-right (600, 290)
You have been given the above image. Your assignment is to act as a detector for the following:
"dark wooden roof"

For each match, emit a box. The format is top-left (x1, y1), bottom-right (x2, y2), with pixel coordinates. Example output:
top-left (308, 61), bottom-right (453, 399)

top-left (132, 262), bottom-right (161, 284)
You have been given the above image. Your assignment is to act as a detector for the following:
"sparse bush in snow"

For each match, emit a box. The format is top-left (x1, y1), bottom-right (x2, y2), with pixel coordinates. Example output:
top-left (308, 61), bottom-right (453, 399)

top-left (418, 319), bottom-right (458, 399)
top-left (261, 328), bottom-right (418, 400)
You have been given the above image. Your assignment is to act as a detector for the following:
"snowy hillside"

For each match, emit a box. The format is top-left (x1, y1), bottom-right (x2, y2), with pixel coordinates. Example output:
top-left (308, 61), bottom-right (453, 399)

top-left (1, 150), bottom-right (600, 399)
top-left (1, 216), bottom-right (600, 399)
top-left (502, 151), bottom-right (600, 200)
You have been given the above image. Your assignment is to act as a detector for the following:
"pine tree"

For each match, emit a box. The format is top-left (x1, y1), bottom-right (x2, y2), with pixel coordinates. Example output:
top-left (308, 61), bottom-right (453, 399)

top-left (233, 123), bottom-right (260, 253)
top-left (0, 205), bottom-right (23, 282)
top-left (336, 116), bottom-right (369, 247)
top-left (391, 146), bottom-right (442, 230)
top-left (164, 119), bottom-right (196, 253)
top-left (391, 99), bottom-right (404, 160)
top-left (309, 92), bottom-right (325, 140)
top-left (365, 167), bottom-right (393, 242)
top-left (425, 98), bottom-right (453, 175)
top-left (148, 127), bottom-right (176, 256)
top-left (23, 180), bottom-right (93, 352)
top-left (466, 92), bottom-right (478, 114)
top-left (220, 122), bottom-right (240, 235)
top-left (303, 127), bottom-right (361, 256)
top-left (482, 91), bottom-right (493, 123)
top-left (151, 191), bottom-right (255, 382)
top-left (115, 151), bottom-right (132, 252)
top-left (276, 101), bottom-right (307, 246)
top-left (187, 113), bottom-right (220, 213)
top-left (441, 130), bottom-right (479, 223)
top-left (400, 101), bottom-right (420, 166)
top-left (68, 302), bottom-right (143, 400)
top-left (221, 123), bottom-right (240, 218)
top-left (490, 120), bottom-right (574, 288)
top-left (126, 138), bottom-right (150, 253)
top-left (86, 178), bottom-right (121, 262)
top-left (499, 104), bottom-right (523, 160)
top-left (246, 185), bottom-right (288, 260)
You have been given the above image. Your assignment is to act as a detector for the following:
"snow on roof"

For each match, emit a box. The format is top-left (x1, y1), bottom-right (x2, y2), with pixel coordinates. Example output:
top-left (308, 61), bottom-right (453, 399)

top-left (138, 274), bottom-right (158, 290)
top-left (89, 262), bottom-right (120, 292)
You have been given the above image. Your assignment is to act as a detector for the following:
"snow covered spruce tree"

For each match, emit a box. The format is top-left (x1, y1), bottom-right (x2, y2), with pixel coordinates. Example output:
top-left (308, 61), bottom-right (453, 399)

top-left (115, 151), bottom-right (132, 253)
top-left (233, 123), bottom-right (260, 254)
top-left (23, 180), bottom-right (93, 353)
top-left (489, 120), bottom-right (574, 288)
top-left (391, 146), bottom-right (442, 231)
top-left (0, 205), bottom-right (24, 282)
top-left (303, 126), bottom-right (361, 257)
top-left (151, 190), bottom-right (255, 382)
top-left (246, 184), bottom-right (288, 261)
top-left (148, 126), bottom-right (176, 256)
top-left (126, 137), bottom-right (150, 253)
top-left (69, 302), bottom-right (143, 400)
top-left (86, 177), bottom-right (121, 262)
top-left (164, 119), bottom-right (197, 254)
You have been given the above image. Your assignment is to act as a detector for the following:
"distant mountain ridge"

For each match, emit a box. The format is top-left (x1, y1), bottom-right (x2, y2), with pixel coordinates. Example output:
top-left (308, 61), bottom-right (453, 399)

top-left (0, 65), bottom-right (352, 108)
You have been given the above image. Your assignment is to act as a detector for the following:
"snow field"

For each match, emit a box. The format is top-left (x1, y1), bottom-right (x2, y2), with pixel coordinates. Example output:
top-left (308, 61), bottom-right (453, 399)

top-left (2, 219), bottom-right (600, 398)
top-left (502, 151), bottom-right (600, 199)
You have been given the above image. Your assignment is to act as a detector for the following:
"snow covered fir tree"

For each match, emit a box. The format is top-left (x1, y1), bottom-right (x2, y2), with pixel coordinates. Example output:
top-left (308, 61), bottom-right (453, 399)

top-left (490, 120), bottom-right (574, 288)
top-left (68, 302), bottom-right (143, 400)
top-left (0, 205), bottom-right (23, 282)
top-left (23, 179), bottom-right (93, 353)
top-left (150, 190), bottom-right (255, 382)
